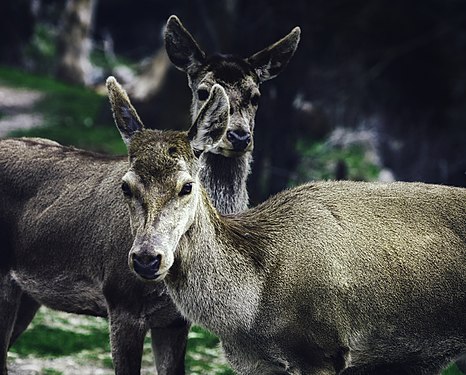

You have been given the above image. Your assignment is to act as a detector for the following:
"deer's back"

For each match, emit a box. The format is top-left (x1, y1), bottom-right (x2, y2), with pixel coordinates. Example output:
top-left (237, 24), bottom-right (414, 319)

top-left (212, 181), bottom-right (466, 372)
top-left (232, 180), bottom-right (466, 368)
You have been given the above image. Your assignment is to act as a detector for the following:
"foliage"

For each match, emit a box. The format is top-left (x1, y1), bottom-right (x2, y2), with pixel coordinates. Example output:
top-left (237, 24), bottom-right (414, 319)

top-left (291, 138), bottom-right (380, 186)
top-left (23, 23), bottom-right (58, 74)
top-left (445, 364), bottom-right (464, 375)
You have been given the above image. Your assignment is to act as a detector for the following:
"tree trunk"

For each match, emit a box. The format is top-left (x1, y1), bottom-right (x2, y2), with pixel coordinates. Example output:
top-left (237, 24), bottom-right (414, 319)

top-left (55, 0), bottom-right (96, 85)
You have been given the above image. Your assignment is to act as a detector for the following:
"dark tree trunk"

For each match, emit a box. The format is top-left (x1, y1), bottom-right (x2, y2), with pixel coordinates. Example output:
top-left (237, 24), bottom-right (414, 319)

top-left (0, 0), bottom-right (34, 65)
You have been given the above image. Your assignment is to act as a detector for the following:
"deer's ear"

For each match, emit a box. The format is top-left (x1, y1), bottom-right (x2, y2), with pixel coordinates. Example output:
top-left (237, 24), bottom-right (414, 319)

top-left (106, 76), bottom-right (144, 147)
top-left (164, 15), bottom-right (206, 75)
top-left (247, 26), bottom-right (301, 83)
top-left (188, 84), bottom-right (229, 154)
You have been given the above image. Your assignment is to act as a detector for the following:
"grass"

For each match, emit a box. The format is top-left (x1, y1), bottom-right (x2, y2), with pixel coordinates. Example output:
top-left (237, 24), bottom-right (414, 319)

top-left (0, 65), bottom-right (126, 155)
top-left (10, 310), bottom-right (109, 358)
top-left (9, 308), bottom-right (464, 375)
top-left (9, 308), bottom-right (232, 374)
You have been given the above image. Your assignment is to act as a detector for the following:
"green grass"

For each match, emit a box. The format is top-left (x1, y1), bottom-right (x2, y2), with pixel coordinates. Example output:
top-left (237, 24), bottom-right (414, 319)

top-left (11, 324), bottom-right (109, 357)
top-left (0, 65), bottom-right (126, 155)
top-left (10, 309), bottom-right (111, 368)
top-left (186, 326), bottom-right (235, 375)
top-left (10, 309), bottom-right (233, 374)
top-left (42, 369), bottom-right (64, 375)
top-left (10, 308), bottom-right (464, 375)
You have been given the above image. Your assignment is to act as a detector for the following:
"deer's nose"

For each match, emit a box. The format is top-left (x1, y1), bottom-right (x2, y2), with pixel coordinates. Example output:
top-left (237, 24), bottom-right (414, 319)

top-left (131, 253), bottom-right (161, 280)
top-left (226, 130), bottom-right (251, 151)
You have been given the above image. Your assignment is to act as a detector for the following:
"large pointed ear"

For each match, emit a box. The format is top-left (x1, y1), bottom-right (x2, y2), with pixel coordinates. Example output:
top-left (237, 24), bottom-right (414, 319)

top-left (247, 26), bottom-right (301, 83)
top-left (106, 76), bottom-right (144, 147)
top-left (188, 84), bottom-right (229, 154)
top-left (164, 15), bottom-right (206, 75)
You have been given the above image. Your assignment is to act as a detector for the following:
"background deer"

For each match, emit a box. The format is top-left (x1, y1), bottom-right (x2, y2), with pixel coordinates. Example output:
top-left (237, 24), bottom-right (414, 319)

top-left (115, 80), bottom-right (466, 374)
top-left (0, 16), bottom-right (299, 374)
top-left (164, 15), bottom-right (300, 214)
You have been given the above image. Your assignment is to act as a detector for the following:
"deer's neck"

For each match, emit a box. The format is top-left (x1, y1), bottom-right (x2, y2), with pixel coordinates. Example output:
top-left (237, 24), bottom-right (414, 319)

top-left (199, 151), bottom-right (251, 215)
top-left (166, 192), bottom-right (268, 335)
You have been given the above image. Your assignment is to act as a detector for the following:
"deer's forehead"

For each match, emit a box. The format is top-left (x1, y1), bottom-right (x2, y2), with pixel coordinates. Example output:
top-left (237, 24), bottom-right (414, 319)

top-left (196, 56), bottom-right (259, 93)
top-left (128, 130), bottom-right (196, 183)
top-left (207, 56), bottom-right (257, 84)
top-left (129, 130), bottom-right (192, 158)
top-left (128, 160), bottom-right (191, 189)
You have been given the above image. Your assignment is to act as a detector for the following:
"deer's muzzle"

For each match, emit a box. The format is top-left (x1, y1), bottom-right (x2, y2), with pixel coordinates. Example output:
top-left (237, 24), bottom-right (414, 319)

top-left (130, 252), bottom-right (162, 280)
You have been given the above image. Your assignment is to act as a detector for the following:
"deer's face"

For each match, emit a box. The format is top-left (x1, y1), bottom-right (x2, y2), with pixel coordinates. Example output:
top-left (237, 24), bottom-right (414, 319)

top-left (123, 132), bottom-right (201, 282)
top-left (164, 15), bottom-right (300, 157)
top-left (188, 57), bottom-right (259, 156)
top-left (107, 77), bottom-right (230, 282)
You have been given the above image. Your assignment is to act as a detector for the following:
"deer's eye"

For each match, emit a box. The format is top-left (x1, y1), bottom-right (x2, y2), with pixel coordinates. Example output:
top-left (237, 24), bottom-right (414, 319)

top-left (197, 88), bottom-right (209, 101)
top-left (121, 181), bottom-right (133, 198)
top-left (250, 93), bottom-right (260, 106)
top-left (179, 182), bottom-right (193, 196)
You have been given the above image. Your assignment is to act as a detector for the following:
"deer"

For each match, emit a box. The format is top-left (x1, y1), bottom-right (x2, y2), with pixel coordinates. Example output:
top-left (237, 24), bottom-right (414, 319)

top-left (164, 15), bottom-right (301, 214)
top-left (0, 16), bottom-right (300, 374)
top-left (112, 79), bottom-right (466, 374)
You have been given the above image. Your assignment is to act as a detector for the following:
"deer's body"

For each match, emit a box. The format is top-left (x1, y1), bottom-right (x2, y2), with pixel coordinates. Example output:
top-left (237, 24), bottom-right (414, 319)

top-left (167, 180), bottom-right (466, 374)
top-left (113, 80), bottom-right (466, 375)
top-left (1, 139), bottom-right (124, 317)
top-left (0, 16), bottom-right (300, 374)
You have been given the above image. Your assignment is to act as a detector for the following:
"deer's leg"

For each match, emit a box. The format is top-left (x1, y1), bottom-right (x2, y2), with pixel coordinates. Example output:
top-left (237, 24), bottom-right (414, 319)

top-left (0, 273), bottom-right (22, 374)
top-left (150, 316), bottom-right (190, 375)
top-left (8, 293), bottom-right (41, 347)
top-left (108, 307), bottom-right (148, 375)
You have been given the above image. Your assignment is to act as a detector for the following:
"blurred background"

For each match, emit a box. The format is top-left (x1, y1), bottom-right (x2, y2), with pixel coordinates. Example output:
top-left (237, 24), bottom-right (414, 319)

top-left (1, 0), bottom-right (465, 373)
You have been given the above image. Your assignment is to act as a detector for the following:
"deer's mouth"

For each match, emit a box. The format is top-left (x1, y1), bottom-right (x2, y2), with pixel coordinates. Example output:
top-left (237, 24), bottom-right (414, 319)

top-left (134, 270), bottom-right (167, 283)
top-left (215, 146), bottom-right (253, 157)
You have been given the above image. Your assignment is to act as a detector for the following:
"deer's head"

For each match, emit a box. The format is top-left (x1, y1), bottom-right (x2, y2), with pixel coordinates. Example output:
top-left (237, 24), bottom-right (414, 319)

top-left (107, 77), bottom-right (229, 281)
top-left (164, 15), bottom-right (300, 157)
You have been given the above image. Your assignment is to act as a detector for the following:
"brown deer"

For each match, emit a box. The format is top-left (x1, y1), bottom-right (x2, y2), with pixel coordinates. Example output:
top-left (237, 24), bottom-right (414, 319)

top-left (113, 79), bottom-right (466, 374)
top-left (0, 16), bottom-right (300, 374)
